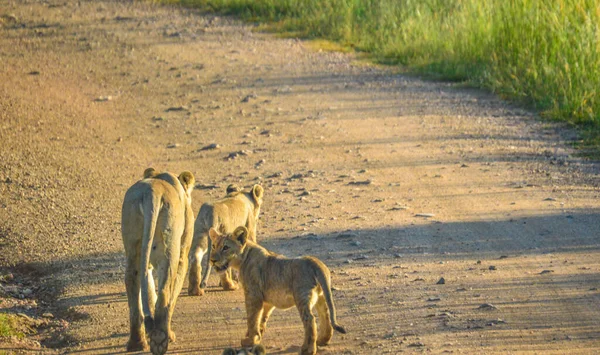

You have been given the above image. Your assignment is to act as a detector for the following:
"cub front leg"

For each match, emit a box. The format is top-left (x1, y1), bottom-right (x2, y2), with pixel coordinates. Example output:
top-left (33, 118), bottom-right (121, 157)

top-left (242, 296), bottom-right (264, 347)
top-left (188, 233), bottom-right (206, 296)
top-left (260, 304), bottom-right (275, 337)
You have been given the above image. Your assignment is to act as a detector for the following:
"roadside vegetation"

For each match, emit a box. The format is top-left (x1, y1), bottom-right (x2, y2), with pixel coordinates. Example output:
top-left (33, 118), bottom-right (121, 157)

top-left (0, 314), bottom-right (25, 340)
top-left (166, 0), bottom-right (600, 153)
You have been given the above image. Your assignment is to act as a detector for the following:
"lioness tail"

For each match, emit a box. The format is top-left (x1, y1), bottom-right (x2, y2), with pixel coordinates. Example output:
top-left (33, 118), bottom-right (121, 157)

top-left (140, 192), bottom-right (162, 328)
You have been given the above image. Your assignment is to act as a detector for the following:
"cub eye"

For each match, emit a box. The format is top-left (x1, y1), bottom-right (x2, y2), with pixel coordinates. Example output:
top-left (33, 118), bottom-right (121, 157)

top-left (222, 245), bottom-right (229, 251)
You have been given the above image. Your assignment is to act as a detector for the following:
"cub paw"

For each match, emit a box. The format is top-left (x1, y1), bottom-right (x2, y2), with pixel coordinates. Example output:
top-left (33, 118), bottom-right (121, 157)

top-left (188, 286), bottom-right (205, 296)
top-left (300, 345), bottom-right (316, 355)
top-left (126, 338), bottom-right (148, 352)
top-left (222, 280), bottom-right (239, 291)
top-left (148, 329), bottom-right (169, 355)
top-left (168, 330), bottom-right (176, 342)
top-left (240, 335), bottom-right (259, 347)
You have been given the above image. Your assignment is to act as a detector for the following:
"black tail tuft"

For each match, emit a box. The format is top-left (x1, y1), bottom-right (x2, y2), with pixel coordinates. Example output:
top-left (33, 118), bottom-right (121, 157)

top-left (334, 324), bottom-right (347, 334)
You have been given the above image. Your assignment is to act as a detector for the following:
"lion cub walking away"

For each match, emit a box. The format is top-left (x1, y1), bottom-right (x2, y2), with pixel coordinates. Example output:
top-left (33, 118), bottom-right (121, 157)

top-left (222, 344), bottom-right (267, 355)
top-left (121, 168), bottom-right (195, 355)
top-left (209, 226), bottom-right (347, 355)
top-left (188, 184), bottom-right (264, 296)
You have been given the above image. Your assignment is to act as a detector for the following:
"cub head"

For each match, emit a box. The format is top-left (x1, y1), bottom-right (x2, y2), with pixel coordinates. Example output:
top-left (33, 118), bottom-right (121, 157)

top-left (209, 226), bottom-right (249, 273)
top-left (143, 167), bottom-right (158, 179)
top-left (178, 171), bottom-right (195, 198)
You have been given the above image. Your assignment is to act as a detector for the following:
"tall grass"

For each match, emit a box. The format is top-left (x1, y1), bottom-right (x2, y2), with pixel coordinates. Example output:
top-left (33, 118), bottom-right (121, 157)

top-left (170, 0), bottom-right (600, 137)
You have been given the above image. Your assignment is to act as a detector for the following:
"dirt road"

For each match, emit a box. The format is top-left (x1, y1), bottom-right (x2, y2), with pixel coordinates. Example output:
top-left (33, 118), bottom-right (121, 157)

top-left (1, 1), bottom-right (600, 354)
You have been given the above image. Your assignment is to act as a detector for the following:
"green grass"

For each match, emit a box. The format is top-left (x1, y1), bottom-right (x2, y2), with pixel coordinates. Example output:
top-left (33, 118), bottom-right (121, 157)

top-left (0, 314), bottom-right (25, 339)
top-left (165, 0), bottom-right (600, 152)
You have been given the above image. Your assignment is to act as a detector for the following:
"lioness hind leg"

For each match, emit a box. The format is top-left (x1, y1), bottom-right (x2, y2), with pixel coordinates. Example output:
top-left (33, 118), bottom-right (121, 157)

top-left (125, 255), bottom-right (148, 352)
top-left (315, 295), bottom-right (333, 346)
top-left (149, 281), bottom-right (171, 355)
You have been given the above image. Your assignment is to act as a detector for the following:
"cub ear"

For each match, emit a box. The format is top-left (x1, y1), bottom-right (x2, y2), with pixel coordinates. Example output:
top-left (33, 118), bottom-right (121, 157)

top-left (208, 227), bottom-right (221, 243)
top-left (226, 184), bottom-right (242, 194)
top-left (232, 226), bottom-right (248, 246)
top-left (178, 171), bottom-right (195, 193)
top-left (143, 167), bottom-right (157, 179)
top-left (252, 184), bottom-right (264, 201)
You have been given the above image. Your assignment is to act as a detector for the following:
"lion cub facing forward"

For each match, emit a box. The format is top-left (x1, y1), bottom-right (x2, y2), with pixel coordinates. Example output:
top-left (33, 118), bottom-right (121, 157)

top-left (209, 226), bottom-right (346, 355)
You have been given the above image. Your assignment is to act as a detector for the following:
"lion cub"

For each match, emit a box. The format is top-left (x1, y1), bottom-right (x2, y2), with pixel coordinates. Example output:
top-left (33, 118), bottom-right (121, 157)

top-left (210, 226), bottom-right (347, 355)
top-left (188, 184), bottom-right (264, 296)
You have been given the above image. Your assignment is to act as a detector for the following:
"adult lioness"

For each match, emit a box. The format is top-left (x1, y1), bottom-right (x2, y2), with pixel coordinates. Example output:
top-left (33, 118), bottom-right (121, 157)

top-left (188, 184), bottom-right (264, 296)
top-left (209, 226), bottom-right (347, 355)
top-left (121, 168), bottom-right (195, 355)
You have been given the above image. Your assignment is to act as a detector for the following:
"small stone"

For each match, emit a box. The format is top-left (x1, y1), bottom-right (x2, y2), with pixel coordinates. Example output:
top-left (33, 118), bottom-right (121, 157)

top-left (477, 303), bottom-right (498, 310)
top-left (382, 332), bottom-right (396, 340)
top-left (94, 96), bottom-right (112, 102)
top-left (348, 180), bottom-right (372, 186)
top-left (539, 270), bottom-right (554, 274)
top-left (195, 183), bottom-right (220, 190)
top-left (415, 213), bottom-right (435, 218)
top-left (225, 150), bottom-right (252, 160)
top-left (544, 197), bottom-right (556, 201)
top-left (350, 241), bottom-right (361, 247)
top-left (489, 265), bottom-right (497, 271)
top-left (408, 342), bottom-right (425, 347)
top-left (336, 232), bottom-right (358, 239)
top-left (167, 143), bottom-right (180, 148)
top-left (427, 297), bottom-right (441, 302)
top-left (241, 93), bottom-right (257, 102)
top-left (199, 143), bottom-right (220, 151)
top-left (353, 255), bottom-right (368, 261)
top-left (22, 288), bottom-right (33, 296)
top-left (437, 277), bottom-right (446, 285)
top-left (165, 106), bottom-right (188, 112)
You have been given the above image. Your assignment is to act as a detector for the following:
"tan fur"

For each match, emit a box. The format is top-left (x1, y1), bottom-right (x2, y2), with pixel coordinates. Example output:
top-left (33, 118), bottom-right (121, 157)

top-left (121, 168), bottom-right (195, 355)
top-left (210, 227), bottom-right (347, 355)
top-left (222, 344), bottom-right (266, 355)
top-left (188, 184), bottom-right (264, 295)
